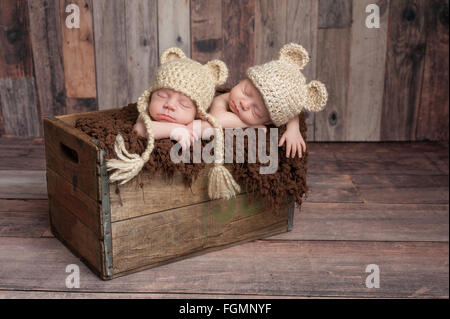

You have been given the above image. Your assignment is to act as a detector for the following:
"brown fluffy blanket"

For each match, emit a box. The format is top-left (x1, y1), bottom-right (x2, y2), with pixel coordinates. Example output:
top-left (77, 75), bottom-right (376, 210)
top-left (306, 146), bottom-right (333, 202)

top-left (75, 103), bottom-right (308, 210)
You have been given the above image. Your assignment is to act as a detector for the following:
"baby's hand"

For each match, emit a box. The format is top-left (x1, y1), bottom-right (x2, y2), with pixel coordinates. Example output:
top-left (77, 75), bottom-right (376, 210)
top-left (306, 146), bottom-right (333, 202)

top-left (170, 127), bottom-right (193, 150)
top-left (187, 120), bottom-right (202, 141)
top-left (278, 127), bottom-right (306, 158)
top-left (133, 119), bottom-right (147, 138)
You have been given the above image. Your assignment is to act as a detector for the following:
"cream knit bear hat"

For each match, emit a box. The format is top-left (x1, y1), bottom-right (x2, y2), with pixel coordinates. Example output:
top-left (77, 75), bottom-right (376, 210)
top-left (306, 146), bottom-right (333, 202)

top-left (247, 43), bottom-right (328, 126)
top-left (106, 47), bottom-right (241, 200)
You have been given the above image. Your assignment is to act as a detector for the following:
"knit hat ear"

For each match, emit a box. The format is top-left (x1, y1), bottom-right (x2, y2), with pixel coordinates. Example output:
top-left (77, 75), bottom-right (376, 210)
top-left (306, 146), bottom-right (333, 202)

top-left (279, 43), bottom-right (310, 70)
top-left (304, 80), bottom-right (328, 112)
top-left (206, 60), bottom-right (228, 86)
top-left (160, 47), bottom-right (186, 64)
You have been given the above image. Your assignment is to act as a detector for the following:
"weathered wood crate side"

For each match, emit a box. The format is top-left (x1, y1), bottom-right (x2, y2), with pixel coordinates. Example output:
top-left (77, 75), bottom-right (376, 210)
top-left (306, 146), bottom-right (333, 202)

top-left (110, 196), bottom-right (293, 278)
top-left (44, 110), bottom-right (296, 281)
top-left (109, 164), bottom-right (244, 222)
top-left (43, 117), bottom-right (108, 279)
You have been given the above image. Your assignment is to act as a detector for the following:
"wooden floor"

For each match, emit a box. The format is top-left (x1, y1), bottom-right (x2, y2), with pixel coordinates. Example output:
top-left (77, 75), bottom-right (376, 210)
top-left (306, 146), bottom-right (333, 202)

top-left (0, 137), bottom-right (448, 299)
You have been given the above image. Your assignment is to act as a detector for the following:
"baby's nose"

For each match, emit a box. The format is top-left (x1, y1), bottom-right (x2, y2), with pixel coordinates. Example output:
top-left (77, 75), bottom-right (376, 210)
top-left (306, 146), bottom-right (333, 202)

top-left (163, 103), bottom-right (176, 111)
top-left (241, 101), bottom-right (250, 111)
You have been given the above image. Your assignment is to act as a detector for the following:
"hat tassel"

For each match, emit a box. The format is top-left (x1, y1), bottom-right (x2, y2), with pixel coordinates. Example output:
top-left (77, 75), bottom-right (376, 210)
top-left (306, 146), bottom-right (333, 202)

top-left (106, 89), bottom-right (154, 185)
top-left (106, 134), bottom-right (147, 185)
top-left (208, 163), bottom-right (241, 200)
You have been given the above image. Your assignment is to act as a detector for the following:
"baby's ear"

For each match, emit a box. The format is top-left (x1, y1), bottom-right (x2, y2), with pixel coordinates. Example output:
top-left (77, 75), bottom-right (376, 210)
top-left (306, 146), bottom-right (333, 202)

top-left (304, 80), bottom-right (328, 113)
top-left (279, 43), bottom-right (310, 70)
top-left (206, 60), bottom-right (228, 86)
top-left (160, 47), bottom-right (186, 64)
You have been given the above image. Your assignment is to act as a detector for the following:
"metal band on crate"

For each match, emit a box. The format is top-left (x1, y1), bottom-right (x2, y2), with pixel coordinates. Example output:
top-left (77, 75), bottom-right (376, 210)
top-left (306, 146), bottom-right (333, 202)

top-left (100, 149), bottom-right (113, 278)
top-left (287, 200), bottom-right (294, 231)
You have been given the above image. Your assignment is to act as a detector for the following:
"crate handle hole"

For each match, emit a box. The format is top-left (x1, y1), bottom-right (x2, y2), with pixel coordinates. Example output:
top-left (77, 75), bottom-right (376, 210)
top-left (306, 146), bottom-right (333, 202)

top-left (60, 143), bottom-right (79, 164)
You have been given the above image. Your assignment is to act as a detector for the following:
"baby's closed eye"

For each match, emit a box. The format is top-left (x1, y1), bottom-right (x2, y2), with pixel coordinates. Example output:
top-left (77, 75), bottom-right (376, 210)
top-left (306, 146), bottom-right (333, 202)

top-left (252, 106), bottom-right (263, 118)
top-left (157, 91), bottom-right (168, 98)
top-left (179, 99), bottom-right (193, 108)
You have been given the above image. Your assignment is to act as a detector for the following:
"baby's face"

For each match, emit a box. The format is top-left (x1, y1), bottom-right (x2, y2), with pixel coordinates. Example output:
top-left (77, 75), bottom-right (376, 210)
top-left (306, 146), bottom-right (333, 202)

top-left (149, 89), bottom-right (196, 125)
top-left (229, 78), bottom-right (271, 126)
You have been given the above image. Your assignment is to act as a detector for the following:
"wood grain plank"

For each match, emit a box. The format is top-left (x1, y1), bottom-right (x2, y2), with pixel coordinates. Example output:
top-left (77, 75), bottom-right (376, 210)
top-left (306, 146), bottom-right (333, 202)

top-left (424, 150), bottom-right (449, 174)
top-left (286, 0), bottom-right (319, 141)
top-left (28, 0), bottom-right (67, 119)
top-left (0, 199), bottom-right (48, 212)
top-left (190, 0), bottom-right (223, 63)
top-left (0, 210), bottom-right (49, 238)
top-left (203, 196), bottom-right (288, 248)
top-left (0, 0), bottom-right (33, 78)
top-left (0, 136), bottom-right (45, 170)
top-left (381, 0), bottom-right (428, 141)
top-left (318, 0), bottom-right (353, 29)
top-left (43, 118), bottom-right (99, 202)
top-left (0, 136), bottom-right (44, 148)
top-left (0, 146), bottom-right (44, 158)
top-left (417, 0), bottom-right (449, 141)
top-left (0, 291), bottom-right (309, 299)
top-left (125, 0), bottom-right (158, 103)
top-left (110, 169), bottom-right (210, 222)
top-left (309, 150), bottom-right (443, 176)
top-left (351, 174), bottom-right (449, 204)
top-left (305, 174), bottom-right (363, 203)
top-left (49, 200), bottom-right (103, 275)
top-left (112, 194), bottom-right (288, 274)
top-left (111, 200), bottom-right (206, 274)
top-left (307, 141), bottom-right (448, 154)
top-left (0, 152), bottom-right (45, 170)
top-left (0, 170), bottom-right (47, 199)
top-left (0, 199), bottom-right (49, 237)
top-left (157, 0), bottom-right (191, 57)
top-left (272, 202), bottom-right (449, 242)
top-left (347, 0), bottom-right (389, 141)
top-left (306, 142), bottom-right (448, 176)
top-left (93, 0), bottom-right (128, 109)
top-left (222, 0), bottom-right (255, 87)
top-left (0, 237), bottom-right (447, 298)
top-left (0, 78), bottom-right (40, 136)
top-left (315, 28), bottom-right (351, 141)
top-left (0, 107), bottom-right (4, 136)
top-left (254, 0), bottom-right (286, 65)
top-left (65, 97), bottom-right (97, 114)
top-left (47, 168), bottom-right (100, 236)
top-left (59, 0), bottom-right (97, 105)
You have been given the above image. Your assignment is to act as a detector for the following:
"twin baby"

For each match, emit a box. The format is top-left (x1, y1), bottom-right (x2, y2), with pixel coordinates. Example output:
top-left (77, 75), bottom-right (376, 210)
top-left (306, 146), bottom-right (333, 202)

top-left (107, 43), bottom-right (328, 201)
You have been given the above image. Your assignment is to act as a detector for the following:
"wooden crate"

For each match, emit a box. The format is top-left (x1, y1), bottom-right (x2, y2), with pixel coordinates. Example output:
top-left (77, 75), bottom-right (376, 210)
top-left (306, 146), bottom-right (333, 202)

top-left (43, 108), bottom-right (294, 280)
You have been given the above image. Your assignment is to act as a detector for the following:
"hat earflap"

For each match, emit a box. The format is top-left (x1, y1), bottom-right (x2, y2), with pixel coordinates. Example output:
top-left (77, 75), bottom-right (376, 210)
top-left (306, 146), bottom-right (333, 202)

top-left (279, 43), bottom-right (310, 70)
top-left (106, 89), bottom-right (155, 184)
top-left (206, 60), bottom-right (229, 86)
top-left (160, 47), bottom-right (187, 64)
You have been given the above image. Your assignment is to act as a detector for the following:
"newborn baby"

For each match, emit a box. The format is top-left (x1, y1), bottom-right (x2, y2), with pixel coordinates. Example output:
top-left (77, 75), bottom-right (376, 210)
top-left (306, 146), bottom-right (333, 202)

top-left (107, 46), bottom-right (241, 200)
top-left (198, 43), bottom-right (328, 158)
top-left (209, 78), bottom-right (305, 158)
top-left (133, 88), bottom-right (198, 150)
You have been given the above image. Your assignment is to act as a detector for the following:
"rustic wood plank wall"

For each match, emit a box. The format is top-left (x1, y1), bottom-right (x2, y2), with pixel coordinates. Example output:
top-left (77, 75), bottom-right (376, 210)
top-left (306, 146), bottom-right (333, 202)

top-left (0, 0), bottom-right (40, 136)
top-left (0, 0), bottom-right (448, 141)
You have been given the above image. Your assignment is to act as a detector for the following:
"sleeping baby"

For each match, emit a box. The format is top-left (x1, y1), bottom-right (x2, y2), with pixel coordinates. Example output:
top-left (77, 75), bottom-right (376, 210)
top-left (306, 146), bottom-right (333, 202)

top-left (107, 47), bottom-right (241, 200)
top-left (194, 43), bottom-right (328, 158)
top-left (133, 87), bottom-right (198, 150)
